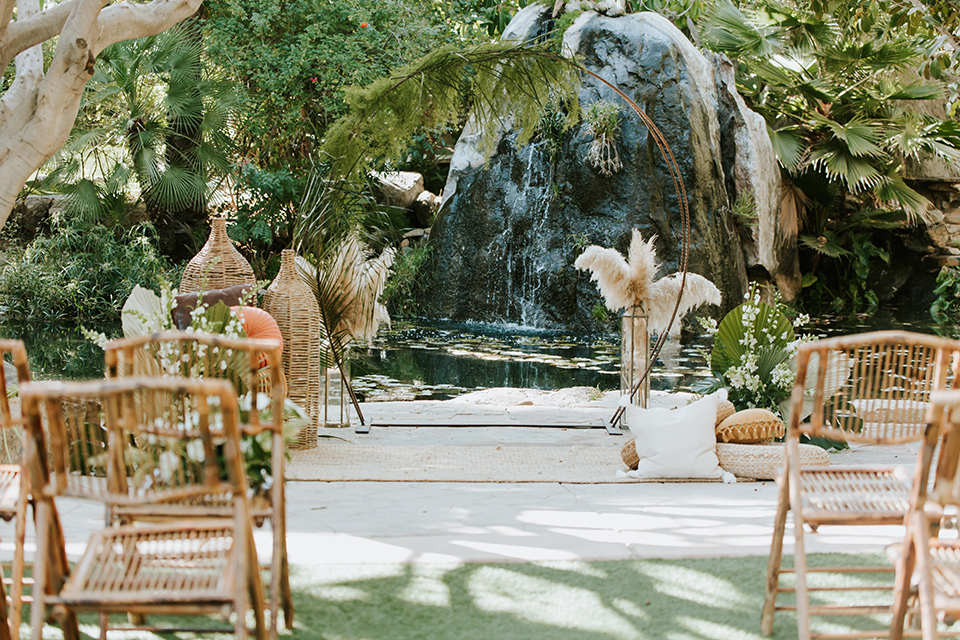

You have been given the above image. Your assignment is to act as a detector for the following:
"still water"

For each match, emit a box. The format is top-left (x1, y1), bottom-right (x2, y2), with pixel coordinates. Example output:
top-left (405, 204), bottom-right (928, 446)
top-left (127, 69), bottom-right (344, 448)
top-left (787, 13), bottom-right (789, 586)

top-left (351, 307), bottom-right (958, 401)
top-left (5, 307), bottom-right (956, 397)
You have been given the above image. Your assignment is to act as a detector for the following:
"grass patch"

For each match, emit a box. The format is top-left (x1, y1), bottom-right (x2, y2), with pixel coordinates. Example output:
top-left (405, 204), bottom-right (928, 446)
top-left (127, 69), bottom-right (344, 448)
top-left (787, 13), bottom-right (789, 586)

top-left (25, 553), bottom-right (903, 639)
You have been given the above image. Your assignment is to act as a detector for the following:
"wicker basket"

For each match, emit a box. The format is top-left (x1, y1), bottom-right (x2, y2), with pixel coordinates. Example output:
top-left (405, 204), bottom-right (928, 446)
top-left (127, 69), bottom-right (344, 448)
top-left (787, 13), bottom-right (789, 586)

top-left (262, 250), bottom-right (321, 449)
top-left (716, 399), bottom-right (736, 426)
top-left (620, 439), bottom-right (639, 469)
top-left (716, 442), bottom-right (829, 480)
top-left (180, 218), bottom-right (256, 294)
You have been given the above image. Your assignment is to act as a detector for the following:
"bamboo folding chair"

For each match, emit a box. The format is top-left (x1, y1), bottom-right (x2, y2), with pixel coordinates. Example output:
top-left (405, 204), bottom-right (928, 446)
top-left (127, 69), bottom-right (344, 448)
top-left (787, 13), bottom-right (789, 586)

top-left (103, 331), bottom-right (291, 637)
top-left (0, 340), bottom-right (32, 640)
top-left (890, 388), bottom-right (960, 640)
top-left (761, 331), bottom-right (960, 640)
top-left (20, 377), bottom-right (266, 640)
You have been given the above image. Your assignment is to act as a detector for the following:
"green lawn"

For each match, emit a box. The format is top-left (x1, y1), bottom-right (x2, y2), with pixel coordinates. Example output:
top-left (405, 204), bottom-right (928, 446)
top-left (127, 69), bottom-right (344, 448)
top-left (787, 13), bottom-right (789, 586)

top-left (23, 553), bottom-right (908, 639)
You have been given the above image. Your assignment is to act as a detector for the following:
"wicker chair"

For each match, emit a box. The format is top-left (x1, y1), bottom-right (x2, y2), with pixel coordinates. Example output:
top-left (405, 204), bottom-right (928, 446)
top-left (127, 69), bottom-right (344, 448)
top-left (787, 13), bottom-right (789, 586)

top-left (0, 340), bottom-right (32, 640)
top-left (890, 388), bottom-right (960, 640)
top-left (20, 377), bottom-right (266, 640)
top-left (103, 331), bottom-right (292, 638)
top-left (761, 331), bottom-right (960, 640)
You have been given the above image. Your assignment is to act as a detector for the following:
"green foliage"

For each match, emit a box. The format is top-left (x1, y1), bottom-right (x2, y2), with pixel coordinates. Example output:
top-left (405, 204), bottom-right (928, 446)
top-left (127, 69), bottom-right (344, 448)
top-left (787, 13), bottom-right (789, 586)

top-left (320, 40), bottom-right (581, 188)
top-left (201, 0), bottom-right (477, 168)
top-left (36, 21), bottom-right (239, 259)
top-left (0, 220), bottom-right (175, 331)
top-left (797, 209), bottom-right (903, 312)
top-left (383, 246), bottom-right (433, 319)
top-left (585, 100), bottom-right (621, 139)
top-left (225, 165), bottom-right (305, 279)
top-left (700, 0), bottom-right (960, 224)
top-left (931, 264), bottom-right (960, 323)
top-left (591, 302), bottom-right (610, 325)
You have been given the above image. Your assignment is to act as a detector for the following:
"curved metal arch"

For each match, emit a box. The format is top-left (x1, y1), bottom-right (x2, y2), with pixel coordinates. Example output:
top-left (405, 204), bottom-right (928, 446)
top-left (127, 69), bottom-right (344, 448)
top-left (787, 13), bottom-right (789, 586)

top-left (570, 64), bottom-right (692, 426)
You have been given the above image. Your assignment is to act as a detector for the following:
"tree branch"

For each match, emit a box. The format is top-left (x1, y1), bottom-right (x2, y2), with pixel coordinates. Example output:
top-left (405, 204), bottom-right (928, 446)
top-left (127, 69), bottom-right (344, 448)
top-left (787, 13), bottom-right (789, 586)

top-left (94, 0), bottom-right (202, 54)
top-left (0, 0), bottom-right (43, 130)
top-left (0, 0), bottom-right (16, 44)
top-left (0, 0), bottom-right (77, 71)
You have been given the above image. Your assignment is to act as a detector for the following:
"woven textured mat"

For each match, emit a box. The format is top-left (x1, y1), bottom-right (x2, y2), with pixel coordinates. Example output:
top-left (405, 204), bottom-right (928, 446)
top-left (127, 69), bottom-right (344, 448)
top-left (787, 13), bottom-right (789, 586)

top-left (286, 444), bottom-right (736, 483)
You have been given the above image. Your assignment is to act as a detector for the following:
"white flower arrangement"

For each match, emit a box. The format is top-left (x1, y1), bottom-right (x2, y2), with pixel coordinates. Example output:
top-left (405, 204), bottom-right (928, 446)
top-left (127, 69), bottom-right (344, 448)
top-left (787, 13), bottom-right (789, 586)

top-left (699, 284), bottom-right (813, 416)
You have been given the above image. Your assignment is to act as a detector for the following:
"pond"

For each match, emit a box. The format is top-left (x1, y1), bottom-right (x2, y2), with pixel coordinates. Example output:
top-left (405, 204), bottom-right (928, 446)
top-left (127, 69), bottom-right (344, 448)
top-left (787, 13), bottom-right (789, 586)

top-left (2, 306), bottom-right (955, 398)
top-left (351, 306), bottom-right (957, 401)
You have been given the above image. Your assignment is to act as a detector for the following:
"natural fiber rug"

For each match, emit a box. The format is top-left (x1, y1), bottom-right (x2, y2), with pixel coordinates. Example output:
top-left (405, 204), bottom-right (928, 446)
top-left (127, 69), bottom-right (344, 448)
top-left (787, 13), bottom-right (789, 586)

top-left (285, 444), bottom-right (732, 483)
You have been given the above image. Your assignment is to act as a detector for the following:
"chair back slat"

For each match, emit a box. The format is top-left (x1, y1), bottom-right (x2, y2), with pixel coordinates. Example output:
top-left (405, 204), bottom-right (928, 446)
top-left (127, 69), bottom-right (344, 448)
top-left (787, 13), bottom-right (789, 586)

top-left (791, 331), bottom-right (960, 444)
top-left (21, 378), bottom-right (247, 510)
top-left (104, 331), bottom-right (284, 437)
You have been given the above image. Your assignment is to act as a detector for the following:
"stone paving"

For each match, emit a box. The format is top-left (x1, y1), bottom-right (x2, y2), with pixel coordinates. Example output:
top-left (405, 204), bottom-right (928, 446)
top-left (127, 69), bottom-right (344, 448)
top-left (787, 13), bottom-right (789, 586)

top-left (0, 390), bottom-right (920, 568)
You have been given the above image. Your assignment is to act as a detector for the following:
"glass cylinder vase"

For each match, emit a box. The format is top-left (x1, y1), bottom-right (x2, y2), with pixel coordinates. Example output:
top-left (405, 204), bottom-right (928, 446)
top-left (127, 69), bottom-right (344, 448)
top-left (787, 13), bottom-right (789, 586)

top-left (621, 304), bottom-right (650, 408)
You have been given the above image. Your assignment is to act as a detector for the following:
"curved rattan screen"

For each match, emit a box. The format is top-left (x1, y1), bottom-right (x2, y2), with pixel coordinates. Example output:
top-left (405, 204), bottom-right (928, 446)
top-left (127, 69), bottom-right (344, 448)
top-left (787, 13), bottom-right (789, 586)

top-left (790, 331), bottom-right (960, 444)
top-left (179, 218), bottom-right (256, 294)
top-left (262, 250), bottom-right (320, 449)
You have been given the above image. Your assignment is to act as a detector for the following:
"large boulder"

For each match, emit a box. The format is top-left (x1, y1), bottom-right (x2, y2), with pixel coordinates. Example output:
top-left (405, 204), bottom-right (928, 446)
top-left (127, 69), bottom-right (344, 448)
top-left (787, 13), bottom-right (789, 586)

top-left (428, 8), bottom-right (780, 329)
top-left (710, 53), bottom-right (798, 300)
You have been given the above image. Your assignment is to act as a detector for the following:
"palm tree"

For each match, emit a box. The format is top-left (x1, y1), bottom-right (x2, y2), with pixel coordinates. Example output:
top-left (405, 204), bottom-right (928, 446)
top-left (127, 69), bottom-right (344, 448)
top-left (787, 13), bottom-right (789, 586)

top-left (38, 21), bottom-right (239, 260)
top-left (702, 0), bottom-right (960, 309)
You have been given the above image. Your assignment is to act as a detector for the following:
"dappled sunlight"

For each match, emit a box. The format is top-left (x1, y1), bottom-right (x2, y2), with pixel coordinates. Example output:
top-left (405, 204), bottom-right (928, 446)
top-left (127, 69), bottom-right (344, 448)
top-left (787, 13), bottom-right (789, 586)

top-left (638, 563), bottom-right (752, 609)
top-left (468, 566), bottom-right (647, 639)
top-left (452, 540), bottom-right (582, 561)
top-left (399, 564), bottom-right (455, 607)
top-left (676, 617), bottom-right (768, 640)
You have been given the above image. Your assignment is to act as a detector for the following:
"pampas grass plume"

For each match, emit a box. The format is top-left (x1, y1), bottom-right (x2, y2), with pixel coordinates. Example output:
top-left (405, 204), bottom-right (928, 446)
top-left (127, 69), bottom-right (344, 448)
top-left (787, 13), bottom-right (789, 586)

top-left (575, 228), bottom-right (721, 332)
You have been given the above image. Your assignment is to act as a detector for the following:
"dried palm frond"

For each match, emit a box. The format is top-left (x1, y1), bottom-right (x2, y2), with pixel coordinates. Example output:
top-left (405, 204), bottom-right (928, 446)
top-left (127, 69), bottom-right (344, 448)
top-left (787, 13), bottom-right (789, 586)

top-left (297, 234), bottom-right (395, 366)
top-left (575, 228), bottom-right (721, 333)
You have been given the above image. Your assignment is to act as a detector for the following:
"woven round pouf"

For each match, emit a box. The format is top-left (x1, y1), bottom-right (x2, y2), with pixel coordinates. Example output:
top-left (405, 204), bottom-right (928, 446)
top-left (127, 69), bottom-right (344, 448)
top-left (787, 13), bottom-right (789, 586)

top-left (715, 399), bottom-right (736, 426)
top-left (716, 442), bottom-right (830, 480)
top-left (620, 439), bottom-right (639, 469)
top-left (180, 218), bottom-right (256, 294)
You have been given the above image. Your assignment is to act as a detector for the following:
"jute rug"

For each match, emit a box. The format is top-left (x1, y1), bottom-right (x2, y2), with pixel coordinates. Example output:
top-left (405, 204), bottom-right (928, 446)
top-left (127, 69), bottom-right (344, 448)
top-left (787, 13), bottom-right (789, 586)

top-left (285, 444), bottom-right (731, 483)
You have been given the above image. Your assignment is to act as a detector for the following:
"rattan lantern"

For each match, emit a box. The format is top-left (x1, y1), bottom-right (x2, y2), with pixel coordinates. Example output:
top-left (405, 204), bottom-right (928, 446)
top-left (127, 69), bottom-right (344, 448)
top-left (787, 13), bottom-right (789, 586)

top-left (262, 249), bottom-right (321, 448)
top-left (180, 218), bottom-right (256, 293)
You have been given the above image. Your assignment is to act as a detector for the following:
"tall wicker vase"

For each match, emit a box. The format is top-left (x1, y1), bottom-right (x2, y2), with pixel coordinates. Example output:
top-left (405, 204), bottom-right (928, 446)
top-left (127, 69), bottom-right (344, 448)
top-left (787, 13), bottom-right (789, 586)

top-left (262, 250), bottom-right (321, 449)
top-left (180, 218), bottom-right (257, 293)
top-left (621, 304), bottom-right (649, 408)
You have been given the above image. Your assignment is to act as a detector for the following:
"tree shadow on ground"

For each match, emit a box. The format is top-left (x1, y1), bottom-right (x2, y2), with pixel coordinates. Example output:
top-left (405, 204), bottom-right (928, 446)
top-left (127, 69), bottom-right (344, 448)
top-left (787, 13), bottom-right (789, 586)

top-left (27, 553), bottom-right (896, 639)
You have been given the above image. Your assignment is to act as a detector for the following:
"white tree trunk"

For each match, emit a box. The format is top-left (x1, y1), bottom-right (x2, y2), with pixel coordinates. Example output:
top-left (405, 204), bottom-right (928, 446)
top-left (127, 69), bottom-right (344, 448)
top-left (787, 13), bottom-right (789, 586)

top-left (0, 0), bottom-right (203, 230)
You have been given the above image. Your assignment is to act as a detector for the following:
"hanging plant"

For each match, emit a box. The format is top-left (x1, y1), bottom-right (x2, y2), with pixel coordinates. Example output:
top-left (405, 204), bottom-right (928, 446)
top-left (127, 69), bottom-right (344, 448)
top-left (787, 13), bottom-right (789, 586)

top-left (584, 100), bottom-right (623, 176)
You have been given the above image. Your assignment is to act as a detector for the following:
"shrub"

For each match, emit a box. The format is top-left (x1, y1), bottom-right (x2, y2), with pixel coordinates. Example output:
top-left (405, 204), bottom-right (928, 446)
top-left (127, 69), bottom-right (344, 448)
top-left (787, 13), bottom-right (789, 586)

top-left (0, 220), bottom-right (176, 331)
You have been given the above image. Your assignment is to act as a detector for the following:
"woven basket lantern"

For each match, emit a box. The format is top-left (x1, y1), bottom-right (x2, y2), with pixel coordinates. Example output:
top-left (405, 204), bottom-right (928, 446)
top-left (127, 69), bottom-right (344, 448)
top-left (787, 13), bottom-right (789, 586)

top-left (180, 218), bottom-right (256, 294)
top-left (262, 249), bottom-right (321, 449)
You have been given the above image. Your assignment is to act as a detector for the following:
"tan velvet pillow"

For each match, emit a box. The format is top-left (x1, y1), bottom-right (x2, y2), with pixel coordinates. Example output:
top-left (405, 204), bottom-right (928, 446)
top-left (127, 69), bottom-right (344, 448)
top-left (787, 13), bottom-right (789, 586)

top-left (715, 408), bottom-right (785, 443)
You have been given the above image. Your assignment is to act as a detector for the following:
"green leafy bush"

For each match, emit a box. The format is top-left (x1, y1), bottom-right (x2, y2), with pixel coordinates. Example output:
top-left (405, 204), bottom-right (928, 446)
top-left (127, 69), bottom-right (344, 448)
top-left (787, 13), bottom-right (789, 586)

top-left (0, 220), bottom-right (175, 331)
top-left (383, 245), bottom-right (432, 318)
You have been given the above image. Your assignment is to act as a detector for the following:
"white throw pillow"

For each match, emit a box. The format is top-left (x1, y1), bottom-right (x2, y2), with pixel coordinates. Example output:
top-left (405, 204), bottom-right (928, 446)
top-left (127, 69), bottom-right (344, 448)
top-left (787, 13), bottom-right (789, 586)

top-left (624, 391), bottom-right (727, 480)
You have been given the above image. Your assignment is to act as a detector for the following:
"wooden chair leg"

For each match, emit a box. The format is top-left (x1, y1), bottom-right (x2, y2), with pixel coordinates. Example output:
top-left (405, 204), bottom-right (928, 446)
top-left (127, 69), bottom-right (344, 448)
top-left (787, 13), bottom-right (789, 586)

top-left (9, 489), bottom-right (26, 640)
top-left (891, 522), bottom-right (917, 640)
top-left (0, 559), bottom-right (12, 640)
top-left (762, 476), bottom-right (790, 636)
top-left (912, 513), bottom-right (939, 640)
